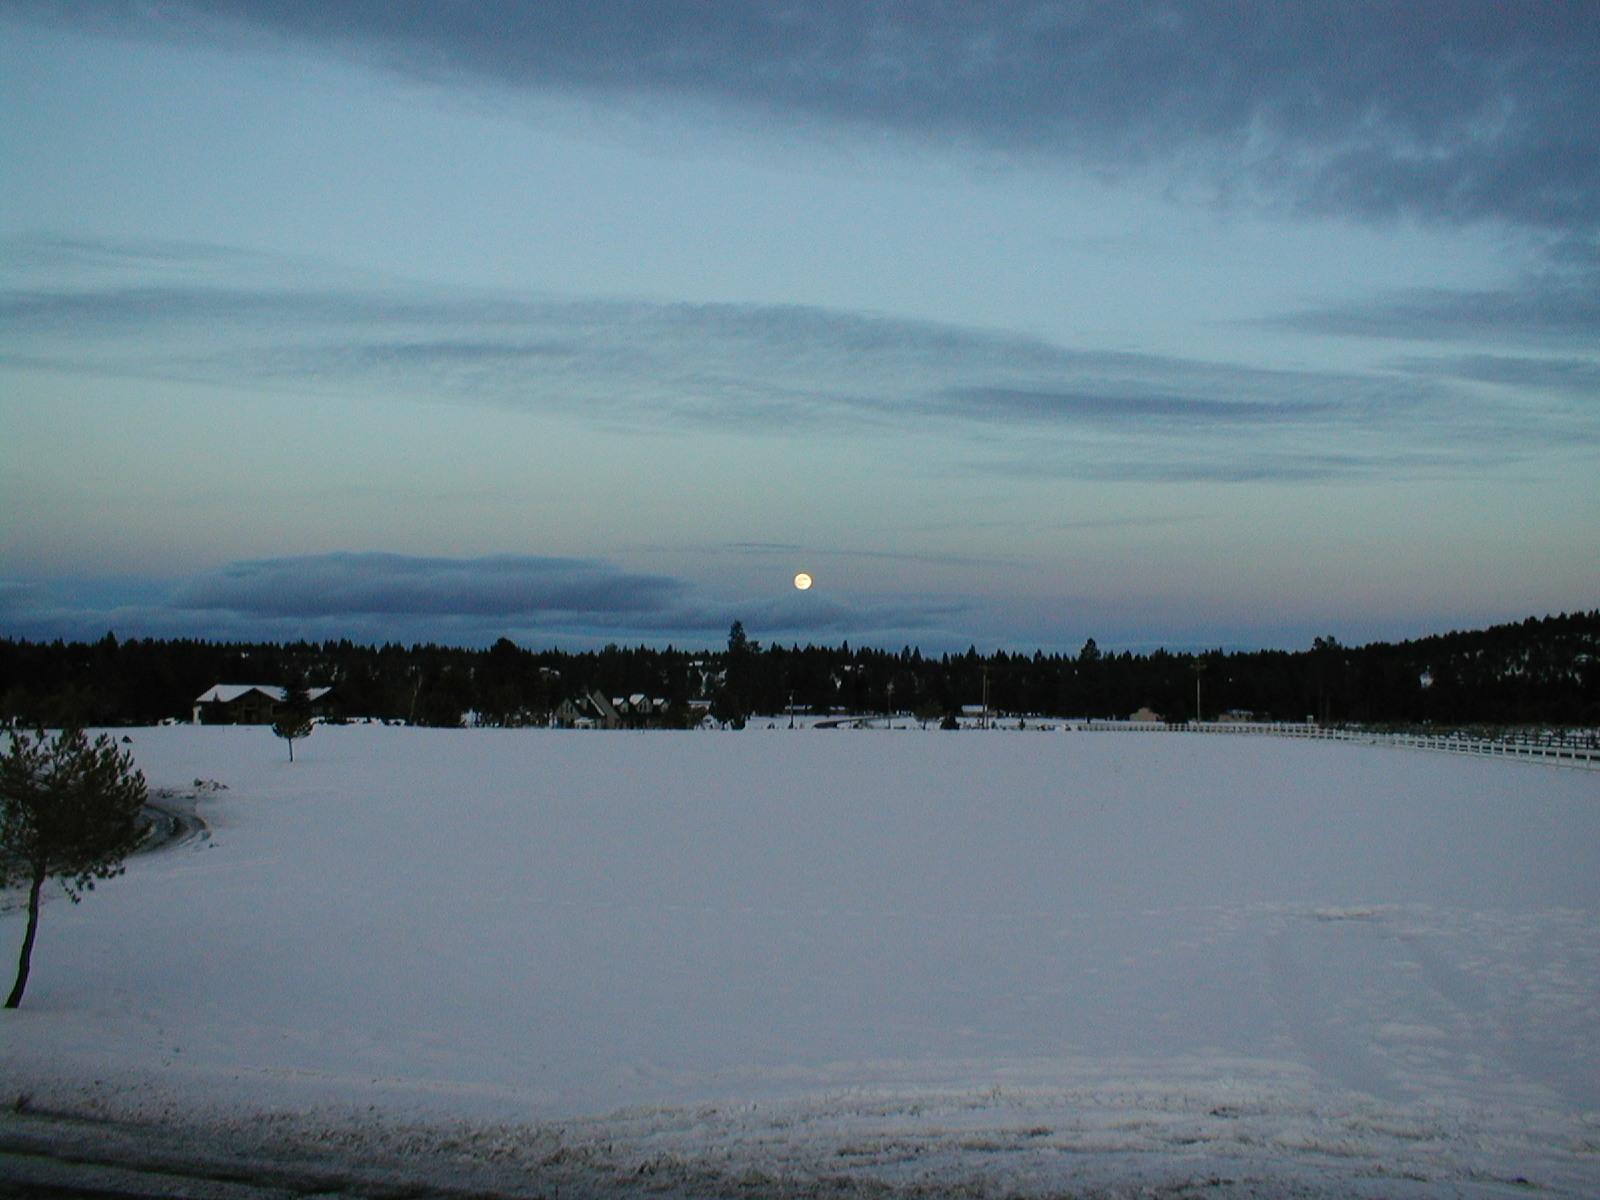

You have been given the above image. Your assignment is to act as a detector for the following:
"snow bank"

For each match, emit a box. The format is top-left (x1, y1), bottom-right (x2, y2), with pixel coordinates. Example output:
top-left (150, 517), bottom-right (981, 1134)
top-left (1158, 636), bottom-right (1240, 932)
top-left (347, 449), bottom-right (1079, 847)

top-left (3, 726), bottom-right (1597, 1196)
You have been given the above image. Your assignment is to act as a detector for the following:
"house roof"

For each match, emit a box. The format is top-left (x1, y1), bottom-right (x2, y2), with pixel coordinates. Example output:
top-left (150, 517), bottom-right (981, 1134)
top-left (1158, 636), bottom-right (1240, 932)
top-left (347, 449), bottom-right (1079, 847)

top-left (195, 684), bottom-right (332, 704)
top-left (585, 690), bottom-right (620, 719)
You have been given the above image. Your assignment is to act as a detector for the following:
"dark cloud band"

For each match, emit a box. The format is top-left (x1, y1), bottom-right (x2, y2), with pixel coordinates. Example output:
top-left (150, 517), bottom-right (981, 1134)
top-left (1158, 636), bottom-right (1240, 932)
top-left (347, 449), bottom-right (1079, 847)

top-left (16, 1), bottom-right (1600, 236)
top-left (0, 554), bottom-right (969, 649)
top-left (169, 553), bottom-right (686, 618)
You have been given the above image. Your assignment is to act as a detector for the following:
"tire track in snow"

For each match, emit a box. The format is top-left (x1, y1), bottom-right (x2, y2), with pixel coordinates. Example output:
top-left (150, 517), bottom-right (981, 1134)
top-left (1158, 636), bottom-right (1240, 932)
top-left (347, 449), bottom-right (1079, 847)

top-left (1265, 917), bottom-right (1406, 1103)
top-left (0, 793), bottom-right (210, 915)
top-left (1395, 927), bottom-right (1600, 1112)
top-left (1268, 907), bottom-right (1600, 1119)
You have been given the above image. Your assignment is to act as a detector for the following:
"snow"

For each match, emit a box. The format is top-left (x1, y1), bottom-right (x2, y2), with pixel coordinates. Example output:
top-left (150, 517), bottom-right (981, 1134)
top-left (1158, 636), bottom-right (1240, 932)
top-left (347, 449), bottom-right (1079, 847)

top-left (4, 725), bottom-right (1598, 1197)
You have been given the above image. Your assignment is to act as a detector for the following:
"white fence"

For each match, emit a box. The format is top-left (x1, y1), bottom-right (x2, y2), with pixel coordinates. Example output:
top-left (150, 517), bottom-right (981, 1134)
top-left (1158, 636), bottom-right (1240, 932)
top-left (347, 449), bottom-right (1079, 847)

top-left (1167, 720), bottom-right (1599, 770)
top-left (829, 714), bottom-right (1599, 769)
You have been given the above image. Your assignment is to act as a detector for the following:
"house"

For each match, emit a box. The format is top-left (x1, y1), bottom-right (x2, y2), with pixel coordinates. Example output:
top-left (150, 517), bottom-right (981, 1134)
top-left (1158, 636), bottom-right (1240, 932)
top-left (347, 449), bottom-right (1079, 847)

top-left (613, 693), bottom-right (673, 727)
top-left (551, 697), bottom-right (586, 728)
top-left (193, 684), bottom-right (333, 725)
top-left (553, 689), bottom-right (622, 729)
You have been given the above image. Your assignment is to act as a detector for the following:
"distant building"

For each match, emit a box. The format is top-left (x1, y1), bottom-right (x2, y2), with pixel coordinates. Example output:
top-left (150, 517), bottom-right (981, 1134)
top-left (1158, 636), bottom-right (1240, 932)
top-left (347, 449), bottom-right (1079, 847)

top-left (553, 689), bottom-right (622, 729)
top-left (1128, 706), bottom-right (1164, 723)
top-left (550, 690), bottom-right (678, 729)
top-left (193, 684), bottom-right (333, 725)
top-left (613, 693), bottom-right (672, 727)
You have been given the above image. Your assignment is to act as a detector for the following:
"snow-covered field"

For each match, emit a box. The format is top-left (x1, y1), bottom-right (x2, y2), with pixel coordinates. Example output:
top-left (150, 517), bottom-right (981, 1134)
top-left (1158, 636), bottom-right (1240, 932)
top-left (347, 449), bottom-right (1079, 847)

top-left (3, 726), bottom-right (1597, 1197)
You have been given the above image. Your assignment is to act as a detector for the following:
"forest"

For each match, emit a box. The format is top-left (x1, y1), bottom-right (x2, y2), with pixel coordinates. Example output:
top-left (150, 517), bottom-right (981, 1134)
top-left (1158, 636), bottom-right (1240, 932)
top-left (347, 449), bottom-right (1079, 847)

top-left (1, 611), bottom-right (1596, 730)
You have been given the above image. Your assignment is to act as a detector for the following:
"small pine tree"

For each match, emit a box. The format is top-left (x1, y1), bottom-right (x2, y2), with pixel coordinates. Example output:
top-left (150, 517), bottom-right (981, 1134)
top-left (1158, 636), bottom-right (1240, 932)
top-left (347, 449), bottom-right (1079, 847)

top-left (273, 676), bottom-right (314, 762)
top-left (2, 727), bottom-right (149, 1008)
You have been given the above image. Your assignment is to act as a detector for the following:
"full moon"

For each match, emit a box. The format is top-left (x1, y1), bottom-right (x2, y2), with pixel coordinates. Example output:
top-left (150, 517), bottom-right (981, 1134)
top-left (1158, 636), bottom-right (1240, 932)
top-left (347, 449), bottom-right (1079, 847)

top-left (793, 572), bottom-right (813, 591)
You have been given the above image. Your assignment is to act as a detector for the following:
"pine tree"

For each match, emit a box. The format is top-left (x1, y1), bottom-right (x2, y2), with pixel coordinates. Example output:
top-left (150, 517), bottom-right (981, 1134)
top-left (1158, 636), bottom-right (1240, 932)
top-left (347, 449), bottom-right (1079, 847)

top-left (712, 621), bottom-right (757, 728)
top-left (273, 675), bottom-right (314, 761)
top-left (2, 727), bottom-right (148, 1008)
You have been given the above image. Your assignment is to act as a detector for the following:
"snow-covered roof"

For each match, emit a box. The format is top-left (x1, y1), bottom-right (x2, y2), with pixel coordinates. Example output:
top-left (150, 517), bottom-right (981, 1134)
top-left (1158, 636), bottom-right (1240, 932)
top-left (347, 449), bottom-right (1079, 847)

top-left (195, 684), bottom-right (279, 704)
top-left (195, 684), bottom-right (332, 704)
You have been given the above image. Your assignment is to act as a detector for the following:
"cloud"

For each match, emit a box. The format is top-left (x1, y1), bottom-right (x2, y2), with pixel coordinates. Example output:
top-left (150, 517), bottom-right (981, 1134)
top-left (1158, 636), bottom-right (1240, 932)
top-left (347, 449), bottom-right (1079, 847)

top-left (1269, 269), bottom-right (1600, 346)
top-left (914, 515), bottom-right (1207, 537)
top-left (338, 339), bottom-right (576, 366)
top-left (0, 285), bottom-right (364, 329)
top-left (722, 542), bottom-right (806, 555)
top-left (1, 233), bottom-right (263, 273)
top-left (170, 553), bottom-right (686, 618)
top-left (1391, 354), bottom-right (1600, 395)
top-left (0, 283), bottom-right (512, 333)
top-left (4, 237), bottom-right (1587, 482)
top-left (713, 542), bottom-right (1009, 570)
top-left (936, 387), bottom-right (1338, 429)
top-left (979, 446), bottom-right (1503, 485)
top-left (0, 248), bottom-right (1403, 413)
top-left (0, 554), bottom-right (972, 650)
top-left (17, 2), bottom-right (1600, 237)
top-left (166, 553), bottom-right (969, 643)
top-left (1259, 260), bottom-right (1600, 451)
top-left (0, 581), bottom-right (50, 616)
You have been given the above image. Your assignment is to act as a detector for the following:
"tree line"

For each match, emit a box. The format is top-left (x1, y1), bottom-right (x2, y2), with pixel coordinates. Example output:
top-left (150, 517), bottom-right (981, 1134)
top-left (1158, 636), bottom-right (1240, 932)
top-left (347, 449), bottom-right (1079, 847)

top-left (1, 611), bottom-right (1596, 730)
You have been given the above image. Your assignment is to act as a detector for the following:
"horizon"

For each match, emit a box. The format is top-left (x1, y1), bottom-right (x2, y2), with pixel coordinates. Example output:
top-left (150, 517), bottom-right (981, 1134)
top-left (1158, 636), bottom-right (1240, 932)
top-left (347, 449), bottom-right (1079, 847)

top-left (4, 4), bottom-right (1597, 653)
top-left (5, 605), bottom-right (1590, 663)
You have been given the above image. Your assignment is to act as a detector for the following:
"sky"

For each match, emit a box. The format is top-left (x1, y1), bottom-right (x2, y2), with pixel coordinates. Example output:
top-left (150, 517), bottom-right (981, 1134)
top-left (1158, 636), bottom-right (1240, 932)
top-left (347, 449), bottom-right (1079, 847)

top-left (2, 2), bottom-right (1597, 655)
